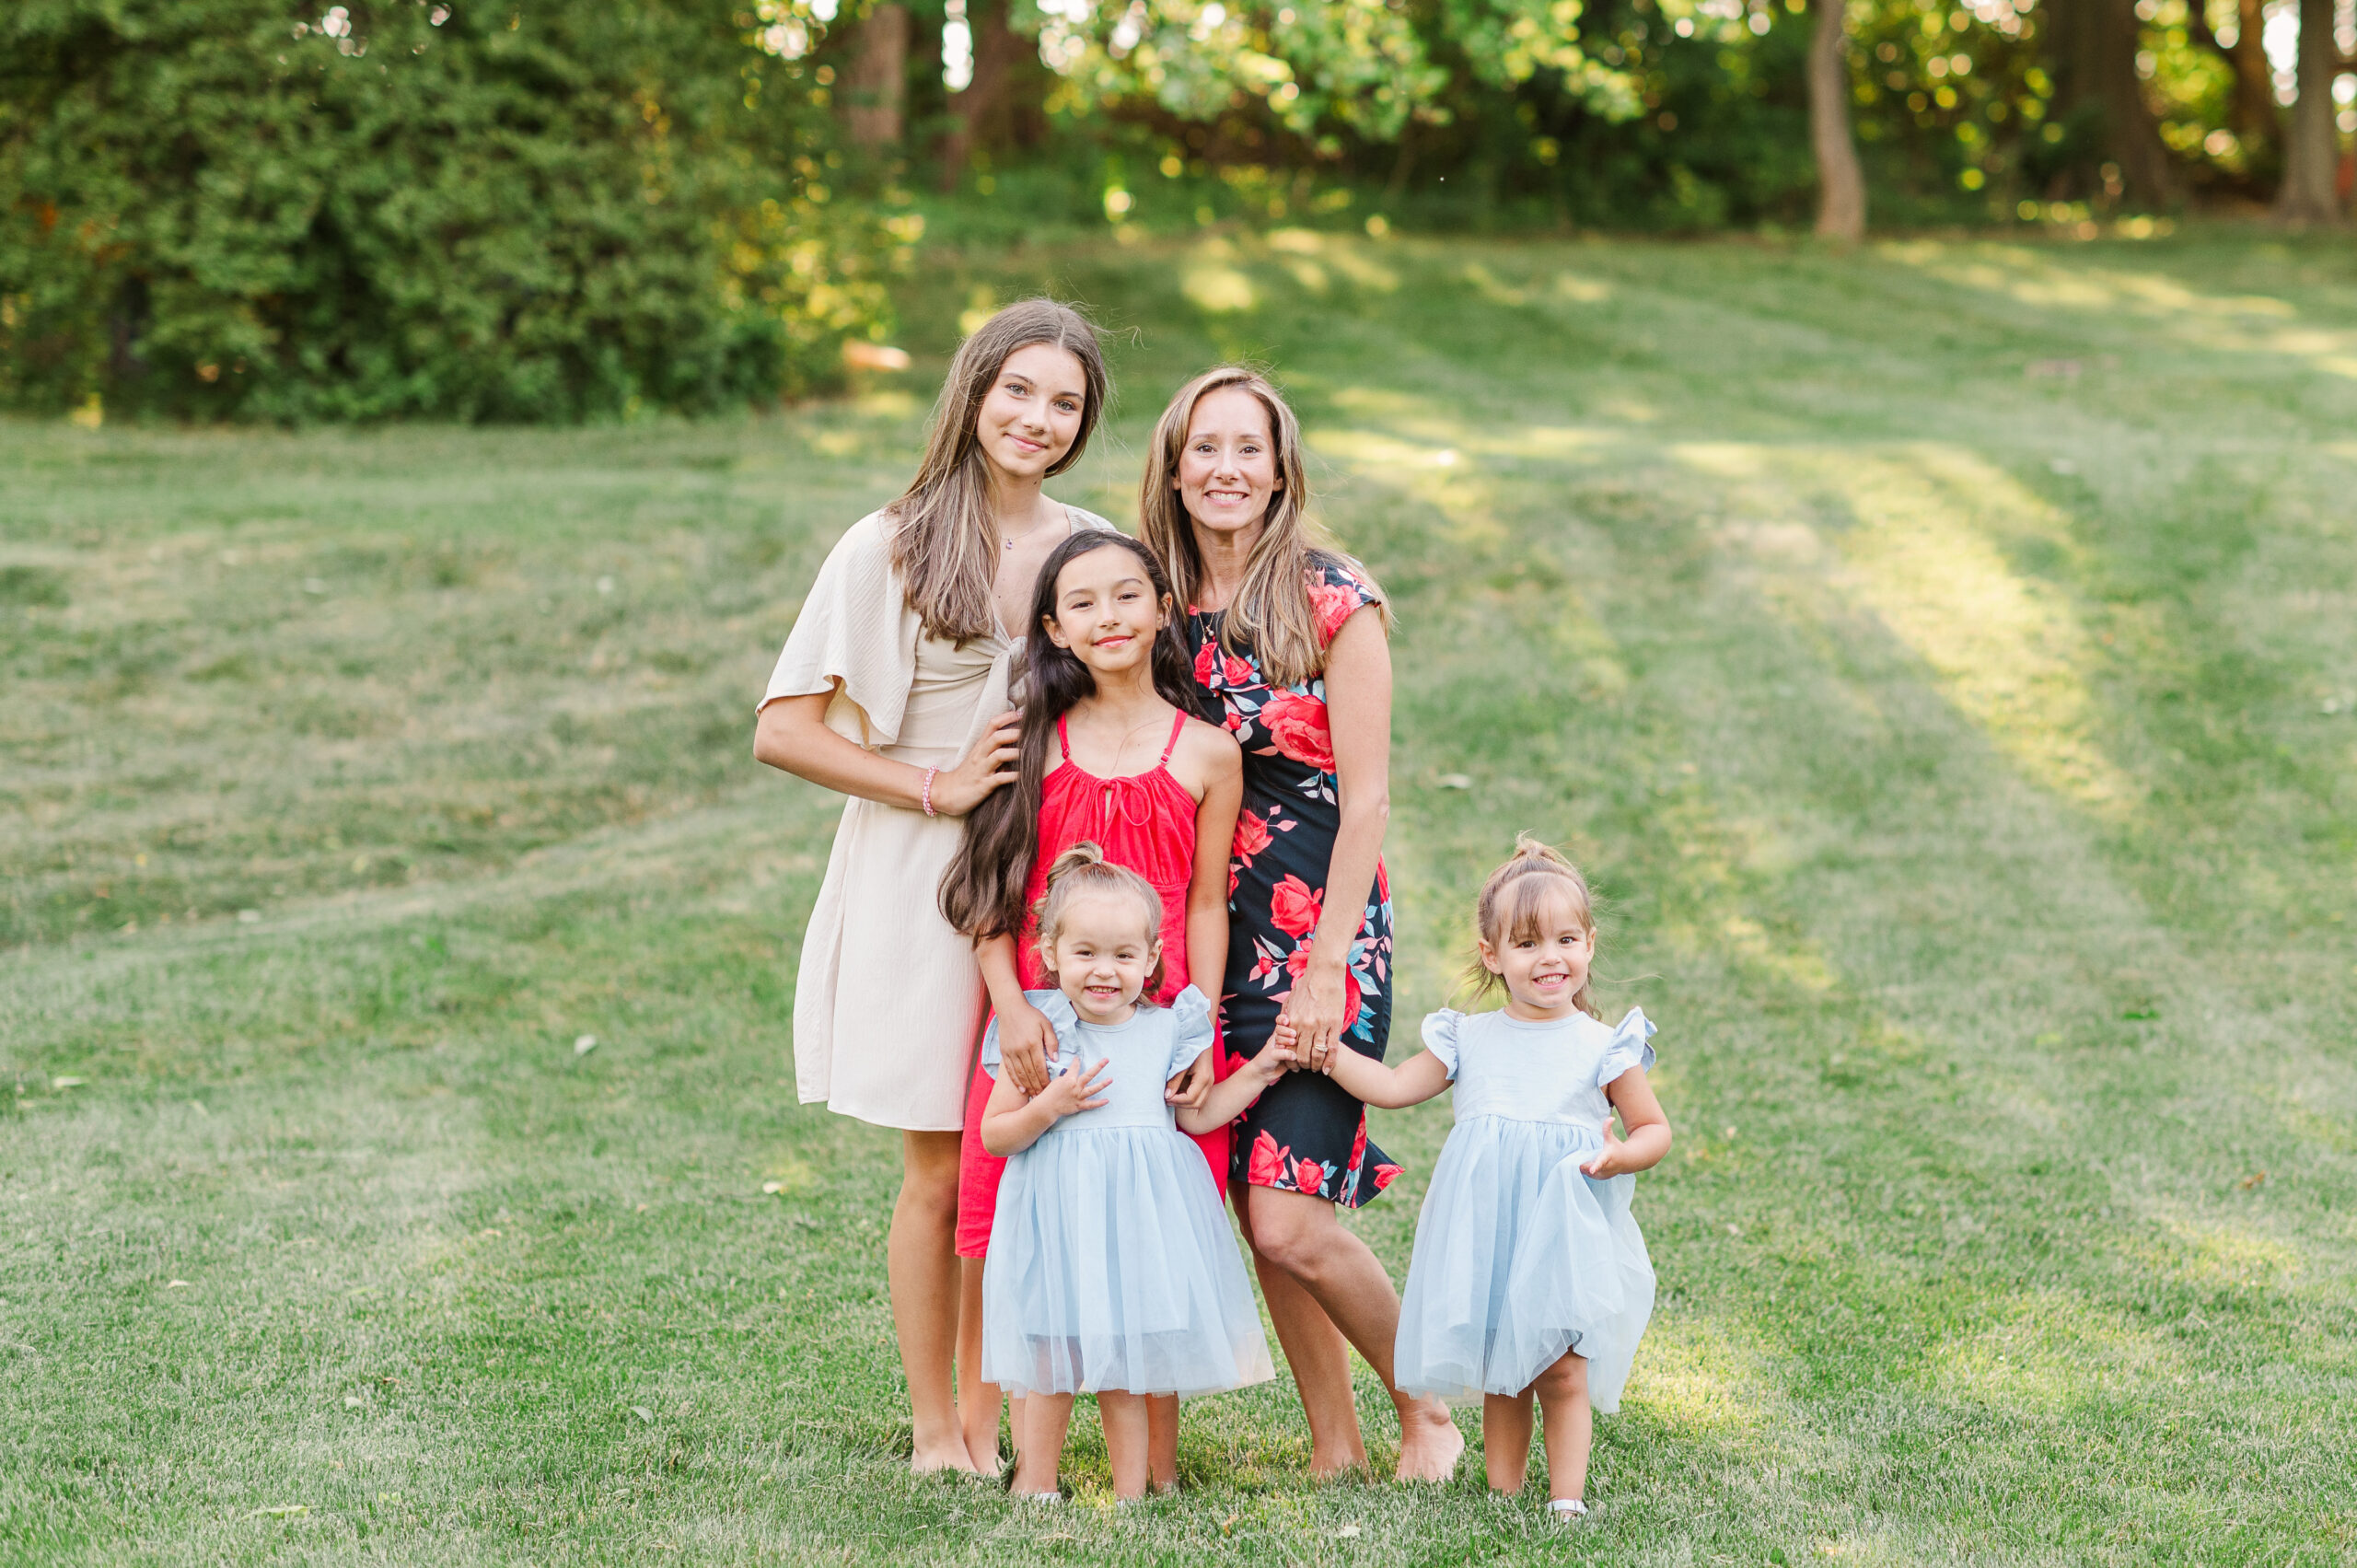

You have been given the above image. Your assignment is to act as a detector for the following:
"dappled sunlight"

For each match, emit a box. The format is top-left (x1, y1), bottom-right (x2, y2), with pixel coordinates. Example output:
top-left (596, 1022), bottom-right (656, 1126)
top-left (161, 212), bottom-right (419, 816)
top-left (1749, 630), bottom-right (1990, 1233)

top-left (1553, 271), bottom-right (1612, 304)
top-left (1879, 241), bottom-right (2357, 379)
top-left (1679, 440), bottom-right (2139, 820)
top-left (1634, 1307), bottom-right (1788, 1441)
top-left (1923, 1289), bottom-right (2176, 1411)
top-left (2132, 1206), bottom-right (2307, 1294)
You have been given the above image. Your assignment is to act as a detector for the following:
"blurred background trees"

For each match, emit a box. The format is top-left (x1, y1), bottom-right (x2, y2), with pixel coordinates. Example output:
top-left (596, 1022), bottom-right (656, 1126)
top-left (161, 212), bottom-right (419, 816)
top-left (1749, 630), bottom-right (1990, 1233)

top-left (4, 0), bottom-right (2351, 422)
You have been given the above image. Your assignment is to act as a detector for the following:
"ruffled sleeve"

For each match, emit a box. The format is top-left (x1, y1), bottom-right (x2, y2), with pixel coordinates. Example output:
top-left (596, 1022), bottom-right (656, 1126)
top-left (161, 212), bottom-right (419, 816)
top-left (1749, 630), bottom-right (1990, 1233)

top-left (1595, 1008), bottom-right (1657, 1086)
top-left (981, 989), bottom-right (1082, 1080)
top-left (1306, 556), bottom-right (1384, 647)
top-left (759, 513), bottom-right (923, 749)
top-left (1166, 985), bottom-right (1217, 1078)
top-left (1420, 1010), bottom-right (1469, 1081)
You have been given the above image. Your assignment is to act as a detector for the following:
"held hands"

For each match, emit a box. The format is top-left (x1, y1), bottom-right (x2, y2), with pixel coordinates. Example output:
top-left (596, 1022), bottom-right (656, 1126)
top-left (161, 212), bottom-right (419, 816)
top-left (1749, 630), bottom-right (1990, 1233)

top-left (1280, 965), bottom-right (1349, 1074)
top-left (1034, 1058), bottom-right (1111, 1121)
top-left (927, 708), bottom-right (1023, 817)
top-left (994, 994), bottom-right (1058, 1097)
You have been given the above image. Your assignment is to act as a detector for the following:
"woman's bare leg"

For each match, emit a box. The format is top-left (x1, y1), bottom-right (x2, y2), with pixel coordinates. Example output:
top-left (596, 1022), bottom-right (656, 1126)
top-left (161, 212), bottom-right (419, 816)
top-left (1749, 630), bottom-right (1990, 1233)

top-left (1012, 1392), bottom-right (1074, 1497)
top-left (889, 1130), bottom-right (978, 1472)
top-left (956, 1258), bottom-right (1004, 1469)
top-left (1481, 1390), bottom-right (1537, 1493)
top-left (1245, 1184), bottom-right (1465, 1481)
top-left (1146, 1394), bottom-right (1180, 1491)
top-left (1099, 1392), bottom-right (1153, 1499)
top-left (1533, 1353), bottom-right (1593, 1503)
top-left (1237, 1183), bottom-right (1366, 1476)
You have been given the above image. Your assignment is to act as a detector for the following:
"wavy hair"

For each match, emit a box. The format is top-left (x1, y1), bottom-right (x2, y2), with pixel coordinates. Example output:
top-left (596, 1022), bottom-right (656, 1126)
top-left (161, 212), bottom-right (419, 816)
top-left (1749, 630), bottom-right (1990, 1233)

top-left (938, 531), bottom-right (1196, 942)
top-left (1138, 365), bottom-right (1390, 689)
top-left (887, 299), bottom-right (1109, 645)
top-left (1460, 834), bottom-right (1601, 1016)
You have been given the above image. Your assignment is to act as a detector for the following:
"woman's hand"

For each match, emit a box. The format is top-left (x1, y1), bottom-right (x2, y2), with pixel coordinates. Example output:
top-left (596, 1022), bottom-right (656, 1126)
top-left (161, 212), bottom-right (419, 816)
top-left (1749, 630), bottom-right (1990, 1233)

top-left (1163, 1047), bottom-right (1217, 1110)
top-left (1035, 1058), bottom-right (1111, 1121)
top-left (1280, 964), bottom-right (1352, 1074)
top-left (993, 994), bottom-right (1058, 1098)
top-left (927, 709), bottom-right (1023, 817)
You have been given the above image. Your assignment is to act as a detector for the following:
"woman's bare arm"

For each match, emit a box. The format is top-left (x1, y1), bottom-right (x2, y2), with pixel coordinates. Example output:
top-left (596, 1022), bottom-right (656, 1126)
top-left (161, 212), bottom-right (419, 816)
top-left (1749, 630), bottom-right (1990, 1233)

top-left (753, 691), bottom-right (1020, 816)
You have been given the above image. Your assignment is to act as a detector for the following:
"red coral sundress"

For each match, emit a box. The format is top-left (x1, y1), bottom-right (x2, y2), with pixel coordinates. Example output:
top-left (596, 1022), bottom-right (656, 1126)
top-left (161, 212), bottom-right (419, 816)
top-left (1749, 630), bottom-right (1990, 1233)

top-left (954, 709), bottom-right (1231, 1259)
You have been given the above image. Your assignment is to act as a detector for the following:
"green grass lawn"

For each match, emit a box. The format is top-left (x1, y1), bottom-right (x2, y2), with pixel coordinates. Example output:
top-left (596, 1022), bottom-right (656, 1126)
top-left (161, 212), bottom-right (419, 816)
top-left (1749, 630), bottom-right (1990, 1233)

top-left (5, 226), bottom-right (2355, 1565)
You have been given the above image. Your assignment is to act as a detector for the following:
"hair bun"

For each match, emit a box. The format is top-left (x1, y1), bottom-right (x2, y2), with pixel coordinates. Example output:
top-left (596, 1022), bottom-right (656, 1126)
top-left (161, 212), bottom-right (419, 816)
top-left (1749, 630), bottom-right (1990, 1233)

top-left (1044, 842), bottom-right (1109, 886)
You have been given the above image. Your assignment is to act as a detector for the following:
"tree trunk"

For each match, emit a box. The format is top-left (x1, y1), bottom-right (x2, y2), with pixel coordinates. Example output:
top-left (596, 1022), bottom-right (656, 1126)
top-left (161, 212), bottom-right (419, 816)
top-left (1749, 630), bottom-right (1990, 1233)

top-left (937, 0), bottom-right (1030, 191)
top-left (2226, 0), bottom-right (2279, 157)
top-left (843, 2), bottom-right (908, 150)
top-left (2047, 0), bottom-right (2177, 204)
top-left (1808, 0), bottom-right (1865, 242)
top-left (2272, 0), bottom-right (2344, 225)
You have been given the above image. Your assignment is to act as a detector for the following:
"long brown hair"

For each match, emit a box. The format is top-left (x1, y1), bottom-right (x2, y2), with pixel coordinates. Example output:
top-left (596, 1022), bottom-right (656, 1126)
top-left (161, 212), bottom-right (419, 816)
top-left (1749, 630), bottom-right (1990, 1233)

top-left (1138, 365), bottom-right (1390, 689)
top-left (938, 532), bottom-right (1197, 941)
top-left (888, 299), bottom-right (1110, 645)
top-left (1461, 834), bottom-right (1601, 1016)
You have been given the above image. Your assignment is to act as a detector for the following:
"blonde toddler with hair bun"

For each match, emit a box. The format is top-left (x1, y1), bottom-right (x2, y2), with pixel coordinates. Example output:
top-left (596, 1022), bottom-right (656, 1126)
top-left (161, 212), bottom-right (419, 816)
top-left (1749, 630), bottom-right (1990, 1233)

top-left (1299, 835), bottom-right (1674, 1519)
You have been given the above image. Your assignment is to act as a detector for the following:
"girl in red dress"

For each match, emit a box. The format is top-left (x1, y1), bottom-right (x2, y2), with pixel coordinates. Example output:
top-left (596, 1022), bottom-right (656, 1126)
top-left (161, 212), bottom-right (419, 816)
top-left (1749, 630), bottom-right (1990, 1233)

top-left (938, 530), bottom-right (1244, 1484)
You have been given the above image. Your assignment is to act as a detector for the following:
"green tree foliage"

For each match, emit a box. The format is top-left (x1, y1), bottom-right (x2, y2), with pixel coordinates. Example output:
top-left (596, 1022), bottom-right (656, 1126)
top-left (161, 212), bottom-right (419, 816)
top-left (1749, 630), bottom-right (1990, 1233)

top-left (0, 0), bottom-right (911, 421)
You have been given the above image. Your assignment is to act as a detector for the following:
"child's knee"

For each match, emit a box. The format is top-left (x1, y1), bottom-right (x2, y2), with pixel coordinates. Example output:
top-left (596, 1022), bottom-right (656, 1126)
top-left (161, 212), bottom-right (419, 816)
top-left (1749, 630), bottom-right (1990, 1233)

top-left (1534, 1352), bottom-right (1587, 1400)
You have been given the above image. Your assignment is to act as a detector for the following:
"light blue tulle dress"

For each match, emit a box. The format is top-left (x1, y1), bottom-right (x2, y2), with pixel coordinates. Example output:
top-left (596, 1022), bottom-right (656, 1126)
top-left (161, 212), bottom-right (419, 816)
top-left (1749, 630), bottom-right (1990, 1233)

top-left (1393, 1006), bottom-right (1658, 1409)
top-left (979, 986), bottom-right (1275, 1400)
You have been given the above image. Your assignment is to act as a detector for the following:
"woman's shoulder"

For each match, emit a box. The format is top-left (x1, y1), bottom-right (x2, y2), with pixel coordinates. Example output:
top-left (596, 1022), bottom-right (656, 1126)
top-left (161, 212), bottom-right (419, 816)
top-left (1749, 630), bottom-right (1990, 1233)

top-left (1303, 551), bottom-right (1383, 644)
top-left (1059, 501), bottom-right (1120, 535)
top-left (811, 509), bottom-right (900, 582)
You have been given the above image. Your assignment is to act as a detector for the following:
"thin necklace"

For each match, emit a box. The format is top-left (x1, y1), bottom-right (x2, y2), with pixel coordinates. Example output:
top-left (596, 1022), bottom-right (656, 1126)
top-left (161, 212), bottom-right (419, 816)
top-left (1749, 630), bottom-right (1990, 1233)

top-left (1000, 511), bottom-right (1064, 552)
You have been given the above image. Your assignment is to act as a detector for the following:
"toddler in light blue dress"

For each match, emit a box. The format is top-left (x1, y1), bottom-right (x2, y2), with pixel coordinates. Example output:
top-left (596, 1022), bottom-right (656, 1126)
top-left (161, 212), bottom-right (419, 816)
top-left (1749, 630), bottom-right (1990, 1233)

top-left (1309, 836), bottom-right (1672, 1519)
top-left (978, 845), bottom-right (1285, 1502)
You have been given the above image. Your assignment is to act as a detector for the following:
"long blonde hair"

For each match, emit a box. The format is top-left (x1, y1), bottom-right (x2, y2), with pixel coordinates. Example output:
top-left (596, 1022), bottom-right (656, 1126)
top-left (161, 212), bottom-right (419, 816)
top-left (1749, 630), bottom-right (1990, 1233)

top-left (1461, 835), bottom-right (1601, 1016)
top-left (1138, 366), bottom-right (1390, 689)
top-left (888, 299), bottom-right (1109, 645)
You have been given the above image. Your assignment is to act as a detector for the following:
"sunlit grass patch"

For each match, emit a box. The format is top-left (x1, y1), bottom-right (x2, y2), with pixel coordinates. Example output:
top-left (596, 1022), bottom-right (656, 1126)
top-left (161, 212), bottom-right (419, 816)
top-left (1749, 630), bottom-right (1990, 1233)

top-left (6, 227), bottom-right (2357, 1562)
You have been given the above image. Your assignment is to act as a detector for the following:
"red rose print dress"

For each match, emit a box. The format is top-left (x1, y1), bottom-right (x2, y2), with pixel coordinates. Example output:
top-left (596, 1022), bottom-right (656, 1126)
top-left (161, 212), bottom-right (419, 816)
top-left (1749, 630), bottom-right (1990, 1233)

top-left (1190, 556), bottom-right (1402, 1208)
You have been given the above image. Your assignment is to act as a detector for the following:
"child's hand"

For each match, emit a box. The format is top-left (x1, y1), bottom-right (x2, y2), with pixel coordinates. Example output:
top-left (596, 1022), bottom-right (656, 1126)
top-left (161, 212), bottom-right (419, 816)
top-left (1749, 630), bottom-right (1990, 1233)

top-left (1035, 1058), bottom-right (1111, 1121)
top-left (1580, 1116), bottom-right (1630, 1179)
top-left (994, 997), bottom-right (1058, 1097)
top-left (1237, 1034), bottom-right (1296, 1086)
top-left (1269, 1016), bottom-right (1301, 1066)
top-left (1164, 1049), bottom-right (1216, 1110)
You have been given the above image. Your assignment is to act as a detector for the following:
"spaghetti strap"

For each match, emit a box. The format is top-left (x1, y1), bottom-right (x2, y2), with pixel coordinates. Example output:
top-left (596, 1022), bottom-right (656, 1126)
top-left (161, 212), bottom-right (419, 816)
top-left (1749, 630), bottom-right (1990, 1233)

top-left (1157, 708), bottom-right (1187, 766)
top-left (1056, 714), bottom-right (1073, 761)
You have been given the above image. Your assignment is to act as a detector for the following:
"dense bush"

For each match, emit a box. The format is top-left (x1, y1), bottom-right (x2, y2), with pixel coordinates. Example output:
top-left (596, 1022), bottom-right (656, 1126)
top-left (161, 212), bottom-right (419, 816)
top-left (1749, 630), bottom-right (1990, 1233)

top-left (0, 1), bottom-right (911, 421)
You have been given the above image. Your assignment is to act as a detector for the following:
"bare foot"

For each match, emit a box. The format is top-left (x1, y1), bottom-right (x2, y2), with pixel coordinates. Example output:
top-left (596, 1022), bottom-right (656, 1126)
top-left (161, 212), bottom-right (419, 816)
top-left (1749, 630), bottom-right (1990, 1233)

top-left (1307, 1453), bottom-right (1372, 1482)
top-left (1393, 1401), bottom-right (1465, 1482)
top-left (911, 1439), bottom-right (983, 1475)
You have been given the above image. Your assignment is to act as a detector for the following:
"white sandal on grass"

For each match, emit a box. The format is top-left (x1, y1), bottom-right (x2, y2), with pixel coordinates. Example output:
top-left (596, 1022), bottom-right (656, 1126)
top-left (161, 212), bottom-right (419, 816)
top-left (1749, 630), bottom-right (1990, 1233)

top-left (1547, 1498), bottom-right (1589, 1520)
top-left (1012, 1490), bottom-right (1063, 1504)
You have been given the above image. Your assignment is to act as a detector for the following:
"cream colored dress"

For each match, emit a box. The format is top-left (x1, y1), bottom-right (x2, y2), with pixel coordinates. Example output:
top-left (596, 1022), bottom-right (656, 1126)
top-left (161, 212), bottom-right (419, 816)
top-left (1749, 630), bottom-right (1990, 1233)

top-left (763, 505), bottom-right (1111, 1131)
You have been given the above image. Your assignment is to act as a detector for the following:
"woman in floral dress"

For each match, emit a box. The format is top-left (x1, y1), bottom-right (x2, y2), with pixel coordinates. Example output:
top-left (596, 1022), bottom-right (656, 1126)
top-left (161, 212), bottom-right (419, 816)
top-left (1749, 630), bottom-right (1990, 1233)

top-left (1140, 366), bottom-right (1464, 1482)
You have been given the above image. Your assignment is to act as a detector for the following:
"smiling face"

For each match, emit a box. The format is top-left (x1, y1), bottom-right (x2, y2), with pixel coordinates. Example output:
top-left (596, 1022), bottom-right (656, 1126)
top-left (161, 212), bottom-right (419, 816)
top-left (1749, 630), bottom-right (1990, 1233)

top-left (1174, 385), bottom-right (1283, 545)
top-left (1480, 887), bottom-right (1596, 1021)
top-left (1042, 544), bottom-right (1170, 679)
top-left (1043, 891), bottom-right (1160, 1025)
top-left (973, 343), bottom-right (1090, 484)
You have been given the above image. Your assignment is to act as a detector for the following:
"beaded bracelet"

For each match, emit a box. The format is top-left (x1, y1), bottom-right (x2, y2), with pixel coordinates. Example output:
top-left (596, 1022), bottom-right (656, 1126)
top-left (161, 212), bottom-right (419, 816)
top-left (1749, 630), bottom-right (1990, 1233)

top-left (921, 766), bottom-right (939, 818)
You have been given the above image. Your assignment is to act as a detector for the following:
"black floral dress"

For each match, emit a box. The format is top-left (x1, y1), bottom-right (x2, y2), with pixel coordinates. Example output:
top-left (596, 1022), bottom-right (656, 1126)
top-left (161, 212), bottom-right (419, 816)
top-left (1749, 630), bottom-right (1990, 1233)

top-left (1189, 556), bottom-right (1403, 1209)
